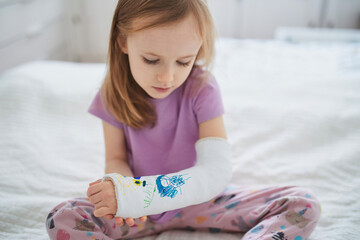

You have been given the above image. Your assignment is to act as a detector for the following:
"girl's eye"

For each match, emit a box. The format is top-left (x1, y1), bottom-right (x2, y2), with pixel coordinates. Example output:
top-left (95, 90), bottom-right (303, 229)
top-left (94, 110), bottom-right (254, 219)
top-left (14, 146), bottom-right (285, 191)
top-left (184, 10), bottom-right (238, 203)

top-left (142, 57), bottom-right (190, 67)
top-left (143, 57), bottom-right (159, 65)
top-left (177, 61), bottom-right (191, 67)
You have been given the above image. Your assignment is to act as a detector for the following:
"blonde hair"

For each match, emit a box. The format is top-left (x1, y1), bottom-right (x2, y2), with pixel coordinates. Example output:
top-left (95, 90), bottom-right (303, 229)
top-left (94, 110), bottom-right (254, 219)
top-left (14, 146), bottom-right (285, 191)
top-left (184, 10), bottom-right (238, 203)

top-left (101, 0), bottom-right (217, 129)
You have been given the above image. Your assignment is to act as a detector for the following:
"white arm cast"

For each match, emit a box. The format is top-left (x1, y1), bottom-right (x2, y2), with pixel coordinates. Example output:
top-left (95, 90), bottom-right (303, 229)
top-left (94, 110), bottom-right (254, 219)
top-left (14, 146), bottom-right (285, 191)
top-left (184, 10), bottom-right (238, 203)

top-left (103, 137), bottom-right (232, 218)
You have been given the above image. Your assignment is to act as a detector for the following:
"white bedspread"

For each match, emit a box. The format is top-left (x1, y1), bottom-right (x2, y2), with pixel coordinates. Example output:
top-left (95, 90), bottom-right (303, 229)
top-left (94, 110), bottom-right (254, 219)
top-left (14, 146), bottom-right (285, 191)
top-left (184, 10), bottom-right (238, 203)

top-left (0, 38), bottom-right (359, 239)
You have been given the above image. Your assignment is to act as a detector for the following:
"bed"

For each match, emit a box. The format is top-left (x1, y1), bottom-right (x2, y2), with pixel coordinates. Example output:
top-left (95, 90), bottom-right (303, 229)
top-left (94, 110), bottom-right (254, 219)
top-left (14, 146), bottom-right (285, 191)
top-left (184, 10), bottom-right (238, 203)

top-left (0, 38), bottom-right (359, 239)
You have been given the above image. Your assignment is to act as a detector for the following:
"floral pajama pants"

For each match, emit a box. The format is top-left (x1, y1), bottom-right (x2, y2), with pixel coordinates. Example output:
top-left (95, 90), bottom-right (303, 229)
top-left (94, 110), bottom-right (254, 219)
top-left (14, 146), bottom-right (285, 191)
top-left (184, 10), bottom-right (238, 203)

top-left (46, 185), bottom-right (321, 240)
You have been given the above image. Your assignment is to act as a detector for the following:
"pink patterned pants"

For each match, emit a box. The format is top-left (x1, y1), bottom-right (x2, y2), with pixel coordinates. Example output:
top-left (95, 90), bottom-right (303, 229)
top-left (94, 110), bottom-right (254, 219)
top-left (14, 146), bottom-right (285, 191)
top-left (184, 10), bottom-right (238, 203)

top-left (46, 185), bottom-right (321, 240)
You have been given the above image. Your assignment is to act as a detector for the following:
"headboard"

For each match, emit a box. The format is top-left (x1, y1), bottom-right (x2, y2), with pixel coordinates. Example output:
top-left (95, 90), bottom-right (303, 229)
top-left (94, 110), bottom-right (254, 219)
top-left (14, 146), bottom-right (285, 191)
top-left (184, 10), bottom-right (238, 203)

top-left (0, 0), bottom-right (69, 73)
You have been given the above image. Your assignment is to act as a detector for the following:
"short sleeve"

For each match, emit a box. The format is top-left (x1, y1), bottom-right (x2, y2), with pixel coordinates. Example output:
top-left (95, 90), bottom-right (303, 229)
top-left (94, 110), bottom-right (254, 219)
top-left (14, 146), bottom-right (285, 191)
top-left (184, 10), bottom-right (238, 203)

top-left (192, 74), bottom-right (225, 124)
top-left (88, 90), bottom-right (124, 129)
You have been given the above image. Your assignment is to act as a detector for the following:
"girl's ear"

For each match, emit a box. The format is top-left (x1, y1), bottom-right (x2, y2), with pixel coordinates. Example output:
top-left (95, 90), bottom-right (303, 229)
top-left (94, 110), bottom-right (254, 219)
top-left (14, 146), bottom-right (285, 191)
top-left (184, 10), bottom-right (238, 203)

top-left (117, 34), bottom-right (128, 54)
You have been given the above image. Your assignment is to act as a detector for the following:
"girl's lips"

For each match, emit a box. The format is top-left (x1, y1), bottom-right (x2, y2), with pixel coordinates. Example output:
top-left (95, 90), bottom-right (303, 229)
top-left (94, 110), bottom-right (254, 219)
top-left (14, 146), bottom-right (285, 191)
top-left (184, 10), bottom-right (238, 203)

top-left (153, 87), bottom-right (171, 93)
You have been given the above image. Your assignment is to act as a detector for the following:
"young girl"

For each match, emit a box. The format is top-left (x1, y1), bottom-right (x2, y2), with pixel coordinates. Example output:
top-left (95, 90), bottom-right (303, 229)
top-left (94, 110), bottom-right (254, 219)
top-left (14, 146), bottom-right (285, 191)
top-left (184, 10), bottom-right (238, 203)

top-left (46, 0), bottom-right (321, 239)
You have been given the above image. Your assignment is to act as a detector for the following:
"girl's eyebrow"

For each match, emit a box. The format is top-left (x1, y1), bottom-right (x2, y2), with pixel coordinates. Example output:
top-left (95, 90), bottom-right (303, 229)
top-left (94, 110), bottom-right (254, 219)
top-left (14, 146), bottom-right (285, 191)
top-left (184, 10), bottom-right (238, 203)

top-left (142, 51), bottom-right (196, 59)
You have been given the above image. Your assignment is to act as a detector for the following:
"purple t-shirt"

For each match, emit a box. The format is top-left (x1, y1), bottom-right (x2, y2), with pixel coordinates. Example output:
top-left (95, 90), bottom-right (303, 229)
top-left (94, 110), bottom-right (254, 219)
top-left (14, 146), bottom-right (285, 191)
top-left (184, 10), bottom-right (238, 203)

top-left (88, 68), bottom-right (224, 223)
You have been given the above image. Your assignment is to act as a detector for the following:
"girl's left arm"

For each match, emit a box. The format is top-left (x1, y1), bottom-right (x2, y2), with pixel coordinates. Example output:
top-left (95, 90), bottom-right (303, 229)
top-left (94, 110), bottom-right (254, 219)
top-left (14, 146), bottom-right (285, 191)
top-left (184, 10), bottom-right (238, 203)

top-left (101, 114), bottom-right (232, 218)
top-left (198, 115), bottom-right (227, 140)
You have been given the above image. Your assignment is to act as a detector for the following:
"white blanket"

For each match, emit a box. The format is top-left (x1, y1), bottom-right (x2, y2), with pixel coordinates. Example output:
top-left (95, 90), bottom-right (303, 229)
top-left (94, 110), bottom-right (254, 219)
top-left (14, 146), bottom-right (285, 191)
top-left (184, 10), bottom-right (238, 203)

top-left (0, 38), bottom-right (359, 239)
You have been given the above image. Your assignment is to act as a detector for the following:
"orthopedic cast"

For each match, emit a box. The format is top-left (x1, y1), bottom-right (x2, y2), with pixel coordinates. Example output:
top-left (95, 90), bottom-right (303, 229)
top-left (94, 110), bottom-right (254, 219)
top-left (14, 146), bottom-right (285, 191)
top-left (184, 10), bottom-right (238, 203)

top-left (103, 137), bottom-right (232, 218)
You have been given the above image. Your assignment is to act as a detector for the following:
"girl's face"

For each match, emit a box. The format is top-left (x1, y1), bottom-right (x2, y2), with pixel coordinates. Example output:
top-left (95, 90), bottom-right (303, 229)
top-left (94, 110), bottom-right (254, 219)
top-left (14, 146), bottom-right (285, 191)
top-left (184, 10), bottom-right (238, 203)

top-left (122, 14), bottom-right (203, 99)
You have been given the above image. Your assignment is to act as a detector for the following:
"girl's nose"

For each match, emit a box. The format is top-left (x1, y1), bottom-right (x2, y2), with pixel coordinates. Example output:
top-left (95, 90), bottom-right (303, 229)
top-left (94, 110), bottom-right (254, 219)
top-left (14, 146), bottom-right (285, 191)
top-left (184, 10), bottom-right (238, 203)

top-left (157, 65), bottom-right (174, 84)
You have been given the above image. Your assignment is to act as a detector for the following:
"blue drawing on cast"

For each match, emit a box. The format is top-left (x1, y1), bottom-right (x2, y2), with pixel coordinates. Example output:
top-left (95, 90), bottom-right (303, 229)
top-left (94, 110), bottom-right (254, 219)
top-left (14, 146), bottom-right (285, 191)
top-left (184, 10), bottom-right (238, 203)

top-left (156, 174), bottom-right (188, 198)
top-left (134, 177), bottom-right (147, 187)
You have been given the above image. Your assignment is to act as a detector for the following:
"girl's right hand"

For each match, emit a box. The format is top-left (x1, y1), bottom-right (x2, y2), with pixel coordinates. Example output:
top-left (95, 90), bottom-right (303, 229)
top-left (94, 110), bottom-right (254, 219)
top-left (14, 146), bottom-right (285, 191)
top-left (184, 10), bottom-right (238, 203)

top-left (105, 215), bottom-right (148, 226)
top-left (88, 179), bottom-right (147, 226)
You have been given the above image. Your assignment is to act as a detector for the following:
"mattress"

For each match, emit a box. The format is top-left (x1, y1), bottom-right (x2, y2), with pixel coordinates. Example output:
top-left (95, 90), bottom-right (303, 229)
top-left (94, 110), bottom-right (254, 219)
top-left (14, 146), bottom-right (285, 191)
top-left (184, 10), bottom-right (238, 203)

top-left (0, 38), bottom-right (359, 239)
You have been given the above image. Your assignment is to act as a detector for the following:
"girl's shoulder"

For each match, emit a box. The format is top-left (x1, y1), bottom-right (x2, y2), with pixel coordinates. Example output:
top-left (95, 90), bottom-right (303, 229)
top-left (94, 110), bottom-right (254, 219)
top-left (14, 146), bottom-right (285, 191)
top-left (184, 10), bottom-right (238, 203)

top-left (183, 66), bottom-right (224, 124)
top-left (183, 66), bottom-right (220, 100)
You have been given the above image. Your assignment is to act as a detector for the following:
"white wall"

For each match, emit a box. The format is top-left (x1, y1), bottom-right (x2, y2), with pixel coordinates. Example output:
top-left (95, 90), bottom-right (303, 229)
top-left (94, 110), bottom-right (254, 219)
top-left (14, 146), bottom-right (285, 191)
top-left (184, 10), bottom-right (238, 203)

top-left (64, 0), bottom-right (117, 62)
top-left (208, 0), bottom-right (360, 39)
top-left (0, 0), bottom-right (68, 72)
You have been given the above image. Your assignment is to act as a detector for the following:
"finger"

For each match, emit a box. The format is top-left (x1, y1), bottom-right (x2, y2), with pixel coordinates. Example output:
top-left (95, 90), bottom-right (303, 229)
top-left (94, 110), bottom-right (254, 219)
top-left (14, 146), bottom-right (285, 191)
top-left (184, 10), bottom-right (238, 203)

top-left (94, 207), bottom-right (113, 218)
top-left (88, 194), bottom-right (103, 205)
top-left (139, 216), bottom-right (147, 222)
top-left (115, 217), bottom-right (124, 226)
top-left (87, 183), bottom-right (102, 197)
top-left (125, 218), bottom-right (135, 226)
top-left (105, 215), bottom-right (114, 220)
top-left (94, 200), bottom-right (108, 211)
top-left (89, 179), bottom-right (102, 186)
